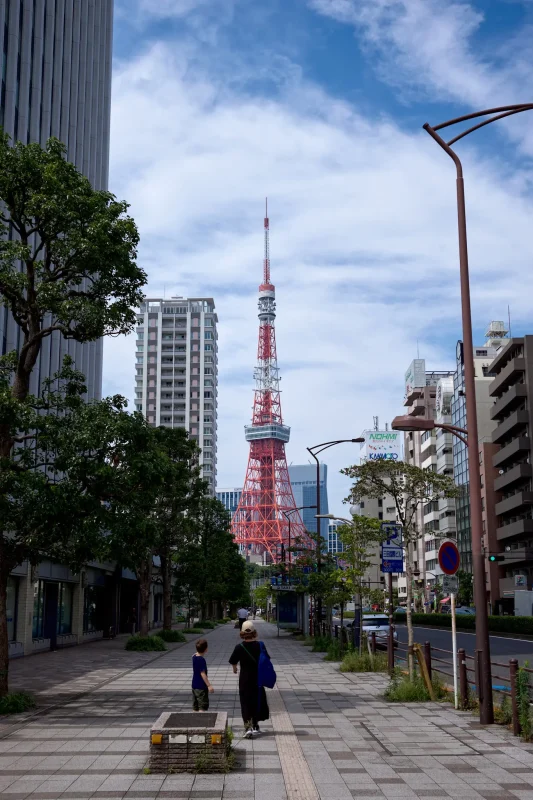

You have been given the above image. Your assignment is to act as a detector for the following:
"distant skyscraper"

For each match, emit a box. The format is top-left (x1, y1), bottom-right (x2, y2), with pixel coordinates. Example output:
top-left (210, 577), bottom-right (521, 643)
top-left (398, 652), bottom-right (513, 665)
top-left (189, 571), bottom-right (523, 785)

top-left (0, 0), bottom-right (114, 400)
top-left (327, 521), bottom-right (343, 555)
top-left (216, 488), bottom-right (242, 517)
top-left (288, 464), bottom-right (329, 541)
top-left (134, 297), bottom-right (218, 495)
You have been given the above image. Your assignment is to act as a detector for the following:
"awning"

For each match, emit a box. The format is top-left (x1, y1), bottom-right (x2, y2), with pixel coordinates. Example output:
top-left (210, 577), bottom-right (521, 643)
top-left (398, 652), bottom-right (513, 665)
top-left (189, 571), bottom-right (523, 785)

top-left (440, 597), bottom-right (450, 603)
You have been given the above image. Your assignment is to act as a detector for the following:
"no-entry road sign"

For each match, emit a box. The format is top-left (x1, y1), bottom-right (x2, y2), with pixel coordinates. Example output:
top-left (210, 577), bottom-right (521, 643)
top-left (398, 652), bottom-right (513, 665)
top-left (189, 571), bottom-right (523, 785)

top-left (438, 541), bottom-right (460, 576)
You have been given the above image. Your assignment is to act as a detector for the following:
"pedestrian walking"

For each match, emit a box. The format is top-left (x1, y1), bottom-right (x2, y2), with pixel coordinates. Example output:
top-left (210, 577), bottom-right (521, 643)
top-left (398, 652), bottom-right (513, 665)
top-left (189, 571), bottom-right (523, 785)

top-left (229, 621), bottom-right (272, 737)
top-left (192, 638), bottom-right (214, 712)
top-left (236, 606), bottom-right (249, 630)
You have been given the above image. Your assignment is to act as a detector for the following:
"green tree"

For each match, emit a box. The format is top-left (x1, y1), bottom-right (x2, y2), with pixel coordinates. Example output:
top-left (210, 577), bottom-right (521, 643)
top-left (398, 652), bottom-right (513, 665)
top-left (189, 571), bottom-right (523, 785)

top-left (337, 515), bottom-right (385, 651)
top-left (150, 427), bottom-right (205, 630)
top-left (174, 498), bottom-right (249, 621)
top-left (0, 134), bottom-right (145, 693)
top-left (457, 570), bottom-right (473, 607)
top-left (342, 460), bottom-right (458, 676)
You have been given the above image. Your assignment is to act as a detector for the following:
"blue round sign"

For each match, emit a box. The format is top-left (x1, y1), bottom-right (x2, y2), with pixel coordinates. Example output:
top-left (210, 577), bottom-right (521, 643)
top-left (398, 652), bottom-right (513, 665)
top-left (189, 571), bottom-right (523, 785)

top-left (438, 541), bottom-right (460, 575)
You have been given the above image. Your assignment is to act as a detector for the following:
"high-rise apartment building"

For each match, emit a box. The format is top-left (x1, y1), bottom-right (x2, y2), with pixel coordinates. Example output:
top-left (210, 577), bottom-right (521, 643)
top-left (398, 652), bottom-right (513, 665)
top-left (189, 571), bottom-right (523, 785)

top-left (403, 362), bottom-right (455, 606)
top-left (452, 322), bottom-right (508, 573)
top-left (134, 297), bottom-right (218, 495)
top-left (423, 376), bottom-right (456, 593)
top-left (0, 0), bottom-right (114, 399)
top-left (488, 334), bottom-right (533, 613)
top-left (288, 464), bottom-right (328, 541)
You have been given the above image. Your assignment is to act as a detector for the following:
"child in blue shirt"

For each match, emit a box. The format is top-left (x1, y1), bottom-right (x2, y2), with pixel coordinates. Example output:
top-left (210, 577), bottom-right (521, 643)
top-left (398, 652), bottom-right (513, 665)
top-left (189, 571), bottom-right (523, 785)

top-left (192, 638), bottom-right (214, 711)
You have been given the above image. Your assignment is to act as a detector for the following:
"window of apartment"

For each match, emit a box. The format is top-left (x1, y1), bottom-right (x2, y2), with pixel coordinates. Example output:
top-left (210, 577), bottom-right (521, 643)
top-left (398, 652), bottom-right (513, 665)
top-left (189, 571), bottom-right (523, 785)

top-left (359, 501), bottom-right (364, 509)
top-left (386, 507), bottom-right (395, 514)
top-left (205, 344), bottom-right (213, 351)
top-left (378, 511), bottom-right (383, 520)
top-left (378, 498), bottom-right (383, 507)
top-left (205, 331), bottom-right (213, 339)
top-left (204, 439), bottom-right (212, 448)
top-left (204, 427), bottom-right (213, 435)
top-left (204, 391), bottom-right (212, 399)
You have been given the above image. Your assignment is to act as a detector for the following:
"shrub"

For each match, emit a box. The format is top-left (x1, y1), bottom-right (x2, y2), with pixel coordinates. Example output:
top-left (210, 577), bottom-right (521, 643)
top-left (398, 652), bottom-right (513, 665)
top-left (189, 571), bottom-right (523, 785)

top-left (384, 670), bottom-right (447, 702)
top-left (175, 615), bottom-right (187, 623)
top-left (217, 619), bottom-right (227, 624)
top-left (324, 639), bottom-right (344, 662)
top-left (183, 627), bottom-right (204, 634)
top-left (494, 694), bottom-right (513, 726)
top-left (340, 651), bottom-right (388, 673)
top-left (200, 621), bottom-right (216, 629)
top-left (0, 692), bottom-right (36, 714)
top-left (517, 664), bottom-right (533, 741)
top-left (157, 629), bottom-right (186, 643)
top-left (125, 635), bottom-right (166, 652)
top-left (311, 635), bottom-right (330, 653)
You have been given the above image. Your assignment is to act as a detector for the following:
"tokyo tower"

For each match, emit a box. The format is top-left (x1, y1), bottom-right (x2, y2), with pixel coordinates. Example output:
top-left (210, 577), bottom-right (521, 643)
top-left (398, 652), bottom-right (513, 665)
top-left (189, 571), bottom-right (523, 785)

top-left (232, 202), bottom-right (307, 561)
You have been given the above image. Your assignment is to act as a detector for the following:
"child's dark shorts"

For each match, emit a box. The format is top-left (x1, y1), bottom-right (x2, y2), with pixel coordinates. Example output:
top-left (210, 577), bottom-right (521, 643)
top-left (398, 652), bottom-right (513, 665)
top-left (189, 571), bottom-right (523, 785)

top-left (192, 688), bottom-right (209, 711)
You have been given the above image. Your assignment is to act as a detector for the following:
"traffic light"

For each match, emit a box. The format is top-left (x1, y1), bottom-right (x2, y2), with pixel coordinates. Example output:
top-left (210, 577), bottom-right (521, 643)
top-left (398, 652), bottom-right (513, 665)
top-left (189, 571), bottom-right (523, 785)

top-left (488, 554), bottom-right (505, 562)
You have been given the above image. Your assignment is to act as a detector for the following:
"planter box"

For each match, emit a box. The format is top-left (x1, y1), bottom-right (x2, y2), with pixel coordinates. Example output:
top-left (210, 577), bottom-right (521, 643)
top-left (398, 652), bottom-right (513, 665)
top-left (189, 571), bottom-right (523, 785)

top-left (150, 711), bottom-right (229, 773)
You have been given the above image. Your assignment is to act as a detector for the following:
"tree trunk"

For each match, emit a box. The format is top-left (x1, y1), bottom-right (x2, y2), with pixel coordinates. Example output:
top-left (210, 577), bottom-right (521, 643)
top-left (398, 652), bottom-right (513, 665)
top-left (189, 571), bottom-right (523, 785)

top-left (0, 564), bottom-right (9, 696)
top-left (161, 552), bottom-right (173, 631)
top-left (138, 559), bottom-right (151, 637)
top-left (405, 553), bottom-right (415, 679)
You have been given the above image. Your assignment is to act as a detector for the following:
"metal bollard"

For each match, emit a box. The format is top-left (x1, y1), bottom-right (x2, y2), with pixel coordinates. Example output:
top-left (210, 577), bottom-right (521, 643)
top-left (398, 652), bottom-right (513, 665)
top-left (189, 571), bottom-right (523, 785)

top-left (510, 658), bottom-right (520, 736)
top-left (475, 650), bottom-right (484, 704)
top-left (371, 632), bottom-right (376, 654)
top-left (388, 625), bottom-right (395, 675)
top-left (458, 648), bottom-right (468, 709)
top-left (424, 641), bottom-right (432, 681)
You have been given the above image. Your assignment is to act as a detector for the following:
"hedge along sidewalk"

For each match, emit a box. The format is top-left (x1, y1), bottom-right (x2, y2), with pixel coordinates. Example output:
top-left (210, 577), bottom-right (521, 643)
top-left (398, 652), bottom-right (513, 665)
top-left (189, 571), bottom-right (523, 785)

top-left (394, 612), bottom-right (533, 636)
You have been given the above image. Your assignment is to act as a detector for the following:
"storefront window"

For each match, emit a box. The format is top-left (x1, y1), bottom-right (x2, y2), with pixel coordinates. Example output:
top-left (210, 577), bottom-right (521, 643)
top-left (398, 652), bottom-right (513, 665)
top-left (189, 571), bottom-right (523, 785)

top-left (57, 583), bottom-right (73, 635)
top-left (83, 585), bottom-right (104, 632)
top-left (6, 577), bottom-right (17, 641)
top-left (32, 580), bottom-right (44, 639)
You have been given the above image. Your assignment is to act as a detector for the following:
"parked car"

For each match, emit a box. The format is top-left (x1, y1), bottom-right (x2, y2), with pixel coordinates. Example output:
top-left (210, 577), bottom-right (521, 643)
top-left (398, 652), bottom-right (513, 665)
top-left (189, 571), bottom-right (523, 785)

top-left (455, 606), bottom-right (475, 615)
top-left (345, 613), bottom-right (398, 648)
top-left (394, 607), bottom-right (407, 614)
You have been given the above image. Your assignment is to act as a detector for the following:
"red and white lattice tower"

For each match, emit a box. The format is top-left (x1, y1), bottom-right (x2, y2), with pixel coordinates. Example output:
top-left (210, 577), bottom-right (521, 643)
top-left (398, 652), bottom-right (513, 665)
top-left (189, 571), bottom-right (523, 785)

top-left (232, 202), bottom-right (307, 561)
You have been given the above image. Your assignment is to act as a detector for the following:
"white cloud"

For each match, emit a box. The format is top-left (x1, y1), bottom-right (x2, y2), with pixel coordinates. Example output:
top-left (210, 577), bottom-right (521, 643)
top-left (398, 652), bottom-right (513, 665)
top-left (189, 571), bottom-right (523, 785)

top-left (308, 0), bottom-right (533, 152)
top-left (105, 38), bottom-right (533, 512)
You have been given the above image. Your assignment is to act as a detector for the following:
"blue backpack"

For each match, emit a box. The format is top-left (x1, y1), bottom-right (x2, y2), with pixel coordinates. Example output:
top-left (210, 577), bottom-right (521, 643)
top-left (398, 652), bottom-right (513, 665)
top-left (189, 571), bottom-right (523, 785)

top-left (258, 641), bottom-right (277, 689)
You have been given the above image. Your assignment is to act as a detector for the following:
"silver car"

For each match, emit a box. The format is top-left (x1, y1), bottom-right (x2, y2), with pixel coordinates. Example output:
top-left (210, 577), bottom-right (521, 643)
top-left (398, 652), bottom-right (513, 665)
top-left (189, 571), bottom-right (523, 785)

top-left (362, 613), bottom-right (398, 648)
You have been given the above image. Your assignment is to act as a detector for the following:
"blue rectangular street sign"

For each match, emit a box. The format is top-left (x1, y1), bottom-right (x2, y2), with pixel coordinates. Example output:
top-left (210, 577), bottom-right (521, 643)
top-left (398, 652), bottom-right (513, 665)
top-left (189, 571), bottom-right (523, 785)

top-left (381, 557), bottom-right (404, 573)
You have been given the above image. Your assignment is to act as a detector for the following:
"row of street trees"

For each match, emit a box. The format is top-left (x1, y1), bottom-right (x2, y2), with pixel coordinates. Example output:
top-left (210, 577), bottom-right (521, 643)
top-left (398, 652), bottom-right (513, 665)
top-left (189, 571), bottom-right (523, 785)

top-left (0, 133), bottom-right (248, 696)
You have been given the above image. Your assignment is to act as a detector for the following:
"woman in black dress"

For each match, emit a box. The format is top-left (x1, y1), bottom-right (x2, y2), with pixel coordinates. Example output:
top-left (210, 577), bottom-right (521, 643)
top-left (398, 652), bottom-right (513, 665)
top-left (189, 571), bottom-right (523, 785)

top-left (229, 621), bottom-right (270, 737)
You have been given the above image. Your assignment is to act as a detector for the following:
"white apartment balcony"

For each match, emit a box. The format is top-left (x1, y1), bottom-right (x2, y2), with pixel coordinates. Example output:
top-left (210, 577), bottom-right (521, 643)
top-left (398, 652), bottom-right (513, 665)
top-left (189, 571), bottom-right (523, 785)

top-left (421, 453), bottom-right (437, 470)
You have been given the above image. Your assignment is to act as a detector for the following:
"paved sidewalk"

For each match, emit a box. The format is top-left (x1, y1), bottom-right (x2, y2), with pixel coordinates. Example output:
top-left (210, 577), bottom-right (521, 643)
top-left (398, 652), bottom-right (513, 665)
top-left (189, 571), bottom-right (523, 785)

top-left (0, 621), bottom-right (533, 799)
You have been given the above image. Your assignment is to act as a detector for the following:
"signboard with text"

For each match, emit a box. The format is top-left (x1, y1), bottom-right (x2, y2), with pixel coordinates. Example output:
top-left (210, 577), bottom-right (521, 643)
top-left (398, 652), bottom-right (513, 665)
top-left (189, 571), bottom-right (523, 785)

top-left (362, 431), bottom-right (402, 462)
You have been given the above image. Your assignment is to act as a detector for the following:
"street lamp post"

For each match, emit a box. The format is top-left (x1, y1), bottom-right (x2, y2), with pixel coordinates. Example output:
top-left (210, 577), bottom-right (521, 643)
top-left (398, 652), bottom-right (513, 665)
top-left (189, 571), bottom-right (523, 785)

top-left (423, 104), bottom-right (533, 725)
top-left (307, 439), bottom-right (365, 632)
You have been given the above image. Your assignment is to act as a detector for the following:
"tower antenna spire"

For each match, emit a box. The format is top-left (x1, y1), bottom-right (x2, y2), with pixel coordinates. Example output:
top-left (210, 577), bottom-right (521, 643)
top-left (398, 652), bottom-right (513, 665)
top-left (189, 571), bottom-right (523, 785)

top-left (232, 203), bottom-right (308, 560)
top-left (263, 197), bottom-right (270, 285)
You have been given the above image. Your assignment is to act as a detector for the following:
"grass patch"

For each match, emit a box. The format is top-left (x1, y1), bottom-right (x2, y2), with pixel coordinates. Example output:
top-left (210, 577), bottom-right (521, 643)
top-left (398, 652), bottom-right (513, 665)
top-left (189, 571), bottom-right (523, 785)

top-left (125, 635), bottom-right (166, 652)
top-left (183, 628), bottom-right (204, 635)
top-left (384, 670), bottom-right (447, 702)
top-left (0, 692), bottom-right (36, 714)
top-left (340, 651), bottom-right (388, 673)
top-left (157, 629), bottom-right (186, 643)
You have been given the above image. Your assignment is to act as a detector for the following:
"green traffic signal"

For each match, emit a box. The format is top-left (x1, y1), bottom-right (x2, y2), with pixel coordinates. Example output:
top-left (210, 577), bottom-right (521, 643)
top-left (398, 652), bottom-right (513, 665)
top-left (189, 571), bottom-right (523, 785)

top-left (488, 555), bottom-right (505, 562)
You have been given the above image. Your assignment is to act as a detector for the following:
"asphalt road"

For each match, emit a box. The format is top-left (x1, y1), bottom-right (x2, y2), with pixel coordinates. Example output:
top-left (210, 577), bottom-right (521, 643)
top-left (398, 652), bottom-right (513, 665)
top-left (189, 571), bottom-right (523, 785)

top-left (396, 623), bottom-right (533, 667)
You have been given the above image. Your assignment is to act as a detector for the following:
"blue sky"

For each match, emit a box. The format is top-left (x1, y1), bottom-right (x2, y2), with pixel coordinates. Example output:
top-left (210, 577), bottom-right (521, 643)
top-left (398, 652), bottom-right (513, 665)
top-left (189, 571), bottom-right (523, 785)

top-left (104, 0), bottom-right (533, 512)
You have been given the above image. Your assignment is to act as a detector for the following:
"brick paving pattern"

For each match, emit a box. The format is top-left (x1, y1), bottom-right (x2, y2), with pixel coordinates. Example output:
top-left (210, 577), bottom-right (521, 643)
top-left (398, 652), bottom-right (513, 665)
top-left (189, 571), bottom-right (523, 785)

top-left (0, 621), bottom-right (532, 798)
